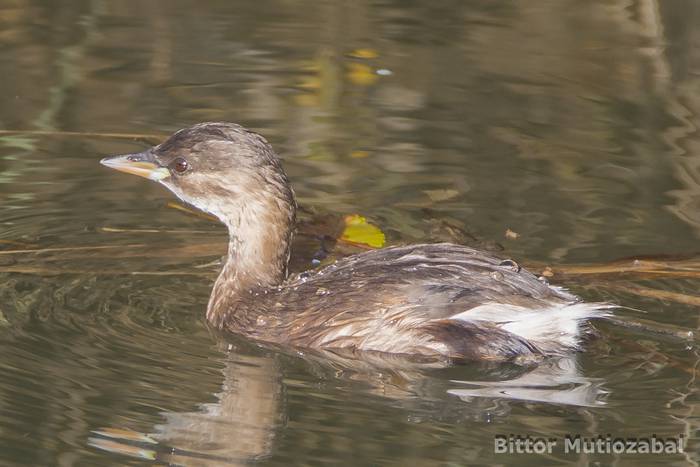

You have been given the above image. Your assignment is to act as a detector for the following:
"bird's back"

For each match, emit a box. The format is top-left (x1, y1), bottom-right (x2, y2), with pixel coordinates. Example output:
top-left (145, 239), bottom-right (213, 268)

top-left (224, 243), bottom-right (609, 361)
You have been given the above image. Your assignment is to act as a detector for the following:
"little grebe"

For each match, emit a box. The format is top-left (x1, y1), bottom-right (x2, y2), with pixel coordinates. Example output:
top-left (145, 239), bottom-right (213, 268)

top-left (101, 122), bottom-right (610, 362)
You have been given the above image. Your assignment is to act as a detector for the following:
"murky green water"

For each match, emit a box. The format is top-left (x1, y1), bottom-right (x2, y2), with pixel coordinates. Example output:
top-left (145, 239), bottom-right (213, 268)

top-left (1, 1), bottom-right (700, 465)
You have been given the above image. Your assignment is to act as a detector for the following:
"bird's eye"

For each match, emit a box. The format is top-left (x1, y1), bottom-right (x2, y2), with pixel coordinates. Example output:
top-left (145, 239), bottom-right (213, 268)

top-left (172, 157), bottom-right (189, 174)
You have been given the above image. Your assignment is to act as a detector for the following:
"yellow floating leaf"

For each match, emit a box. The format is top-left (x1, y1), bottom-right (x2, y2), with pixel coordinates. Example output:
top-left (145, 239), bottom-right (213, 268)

top-left (347, 48), bottom-right (379, 59)
top-left (423, 189), bottom-right (459, 202)
top-left (350, 150), bottom-right (370, 159)
top-left (346, 62), bottom-right (378, 86)
top-left (292, 93), bottom-right (319, 108)
top-left (504, 228), bottom-right (520, 240)
top-left (341, 214), bottom-right (386, 248)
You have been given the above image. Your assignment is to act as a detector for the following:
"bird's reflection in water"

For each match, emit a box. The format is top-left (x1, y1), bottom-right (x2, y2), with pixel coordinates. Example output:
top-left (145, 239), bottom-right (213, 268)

top-left (448, 357), bottom-right (608, 408)
top-left (89, 346), bottom-right (283, 466)
top-left (89, 342), bottom-right (608, 465)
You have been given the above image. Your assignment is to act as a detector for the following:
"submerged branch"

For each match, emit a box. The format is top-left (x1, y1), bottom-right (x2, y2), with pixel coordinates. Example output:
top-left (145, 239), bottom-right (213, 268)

top-left (599, 283), bottom-right (700, 308)
top-left (605, 315), bottom-right (695, 341)
top-left (99, 226), bottom-right (213, 235)
top-left (530, 256), bottom-right (700, 281)
top-left (0, 266), bottom-right (212, 276)
top-left (0, 244), bottom-right (147, 255)
top-left (0, 129), bottom-right (163, 142)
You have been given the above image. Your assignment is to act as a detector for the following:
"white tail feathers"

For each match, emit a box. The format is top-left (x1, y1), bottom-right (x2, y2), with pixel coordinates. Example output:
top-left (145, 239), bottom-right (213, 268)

top-left (450, 302), bottom-right (613, 354)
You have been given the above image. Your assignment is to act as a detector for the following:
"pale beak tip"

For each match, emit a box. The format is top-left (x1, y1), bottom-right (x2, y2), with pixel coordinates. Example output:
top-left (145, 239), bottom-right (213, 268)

top-left (99, 153), bottom-right (171, 181)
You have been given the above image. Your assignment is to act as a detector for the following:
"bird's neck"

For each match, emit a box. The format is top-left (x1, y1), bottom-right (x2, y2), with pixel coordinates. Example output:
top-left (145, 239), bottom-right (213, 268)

top-left (205, 191), bottom-right (296, 327)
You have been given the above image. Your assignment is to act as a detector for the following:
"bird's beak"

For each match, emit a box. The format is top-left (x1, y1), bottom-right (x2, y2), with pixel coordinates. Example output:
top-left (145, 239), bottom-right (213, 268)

top-left (100, 150), bottom-right (171, 181)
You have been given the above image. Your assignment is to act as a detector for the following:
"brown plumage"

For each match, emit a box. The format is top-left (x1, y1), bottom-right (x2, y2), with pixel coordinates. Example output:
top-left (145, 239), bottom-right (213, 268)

top-left (101, 122), bottom-right (611, 363)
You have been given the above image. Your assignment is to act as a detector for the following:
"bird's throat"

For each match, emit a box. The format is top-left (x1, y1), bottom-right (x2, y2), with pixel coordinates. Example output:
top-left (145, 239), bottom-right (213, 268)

top-left (205, 197), bottom-right (295, 327)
